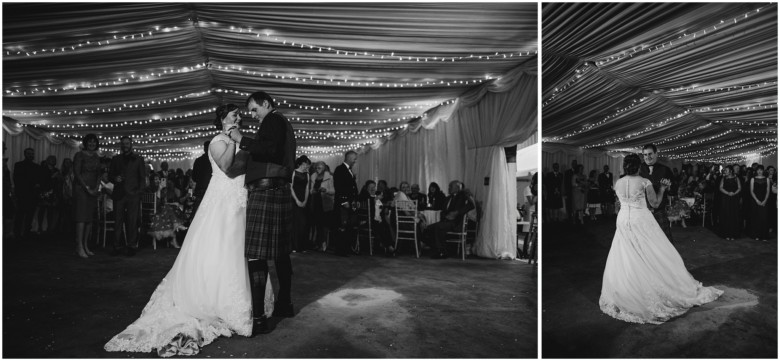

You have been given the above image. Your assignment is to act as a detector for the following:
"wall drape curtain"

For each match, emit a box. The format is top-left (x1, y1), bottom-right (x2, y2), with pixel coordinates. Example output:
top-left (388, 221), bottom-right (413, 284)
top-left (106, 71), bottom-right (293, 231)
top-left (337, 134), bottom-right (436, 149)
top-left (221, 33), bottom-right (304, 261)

top-left (355, 62), bottom-right (537, 260)
top-left (3, 119), bottom-right (81, 176)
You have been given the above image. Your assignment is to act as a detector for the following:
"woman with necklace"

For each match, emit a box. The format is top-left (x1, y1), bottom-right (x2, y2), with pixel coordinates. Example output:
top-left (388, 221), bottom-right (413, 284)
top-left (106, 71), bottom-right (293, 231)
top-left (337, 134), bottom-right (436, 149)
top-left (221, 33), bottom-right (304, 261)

top-left (73, 134), bottom-right (101, 258)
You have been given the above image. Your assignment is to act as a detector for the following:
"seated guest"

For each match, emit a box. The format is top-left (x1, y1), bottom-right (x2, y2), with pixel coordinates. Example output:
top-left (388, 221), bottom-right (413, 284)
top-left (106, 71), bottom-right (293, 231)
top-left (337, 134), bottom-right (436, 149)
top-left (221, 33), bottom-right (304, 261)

top-left (377, 180), bottom-right (389, 197)
top-left (423, 180), bottom-right (475, 259)
top-left (358, 180), bottom-right (376, 202)
top-left (426, 182), bottom-right (447, 210)
top-left (370, 190), bottom-right (395, 256)
top-left (408, 183), bottom-right (427, 211)
top-left (99, 170), bottom-right (115, 213)
top-left (399, 181), bottom-right (411, 196)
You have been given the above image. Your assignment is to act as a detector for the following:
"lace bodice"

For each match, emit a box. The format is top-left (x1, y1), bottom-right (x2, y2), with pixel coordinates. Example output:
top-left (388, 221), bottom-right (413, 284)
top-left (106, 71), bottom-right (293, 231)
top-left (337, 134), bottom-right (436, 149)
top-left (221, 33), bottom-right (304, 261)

top-left (615, 176), bottom-right (652, 209)
top-left (199, 134), bottom-right (246, 210)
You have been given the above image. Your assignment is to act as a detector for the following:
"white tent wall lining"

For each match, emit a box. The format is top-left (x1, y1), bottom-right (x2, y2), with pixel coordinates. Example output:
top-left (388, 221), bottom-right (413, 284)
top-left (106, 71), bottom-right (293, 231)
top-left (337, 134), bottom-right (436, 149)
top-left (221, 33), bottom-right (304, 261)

top-left (354, 63), bottom-right (537, 259)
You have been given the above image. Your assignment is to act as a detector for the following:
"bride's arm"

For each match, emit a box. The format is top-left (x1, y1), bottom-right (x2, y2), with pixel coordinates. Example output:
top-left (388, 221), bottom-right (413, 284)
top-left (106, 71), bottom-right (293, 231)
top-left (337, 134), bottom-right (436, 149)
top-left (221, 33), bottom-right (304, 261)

top-left (210, 137), bottom-right (236, 174)
top-left (226, 150), bottom-right (249, 179)
top-left (645, 179), bottom-right (668, 209)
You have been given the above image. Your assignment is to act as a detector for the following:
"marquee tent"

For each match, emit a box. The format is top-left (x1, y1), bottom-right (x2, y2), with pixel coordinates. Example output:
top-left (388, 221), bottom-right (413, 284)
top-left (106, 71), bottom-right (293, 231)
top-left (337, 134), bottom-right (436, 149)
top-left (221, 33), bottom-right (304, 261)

top-left (542, 3), bottom-right (777, 174)
top-left (3, 3), bottom-right (537, 259)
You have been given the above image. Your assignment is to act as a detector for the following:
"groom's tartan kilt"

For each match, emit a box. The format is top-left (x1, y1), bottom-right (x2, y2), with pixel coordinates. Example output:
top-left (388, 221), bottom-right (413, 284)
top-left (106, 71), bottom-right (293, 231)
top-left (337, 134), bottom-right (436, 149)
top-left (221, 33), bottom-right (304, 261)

top-left (245, 186), bottom-right (294, 260)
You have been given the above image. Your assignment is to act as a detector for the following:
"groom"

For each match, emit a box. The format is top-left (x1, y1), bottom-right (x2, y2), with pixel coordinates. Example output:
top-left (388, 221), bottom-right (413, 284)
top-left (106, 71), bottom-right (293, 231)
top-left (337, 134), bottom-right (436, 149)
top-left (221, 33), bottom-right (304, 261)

top-left (227, 91), bottom-right (296, 335)
top-left (639, 143), bottom-right (675, 244)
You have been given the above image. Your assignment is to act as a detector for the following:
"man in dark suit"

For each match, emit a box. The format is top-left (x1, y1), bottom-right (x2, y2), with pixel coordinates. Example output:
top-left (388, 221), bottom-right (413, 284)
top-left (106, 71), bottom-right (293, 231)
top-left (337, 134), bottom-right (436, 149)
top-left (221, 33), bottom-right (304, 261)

top-left (228, 91), bottom-right (296, 335)
top-left (598, 164), bottom-right (615, 217)
top-left (12, 148), bottom-right (42, 241)
top-left (189, 140), bottom-right (212, 221)
top-left (109, 136), bottom-right (147, 256)
top-left (424, 180), bottom-right (475, 259)
top-left (639, 143), bottom-right (675, 243)
top-left (545, 163), bottom-right (564, 222)
top-left (409, 183), bottom-right (427, 211)
top-left (563, 159), bottom-right (577, 222)
top-left (333, 151), bottom-right (359, 257)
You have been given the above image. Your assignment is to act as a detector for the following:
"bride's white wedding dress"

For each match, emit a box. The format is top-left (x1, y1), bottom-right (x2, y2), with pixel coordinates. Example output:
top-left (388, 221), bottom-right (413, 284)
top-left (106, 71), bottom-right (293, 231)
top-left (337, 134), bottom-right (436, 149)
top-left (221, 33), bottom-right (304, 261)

top-left (599, 175), bottom-right (723, 324)
top-left (105, 134), bottom-right (272, 356)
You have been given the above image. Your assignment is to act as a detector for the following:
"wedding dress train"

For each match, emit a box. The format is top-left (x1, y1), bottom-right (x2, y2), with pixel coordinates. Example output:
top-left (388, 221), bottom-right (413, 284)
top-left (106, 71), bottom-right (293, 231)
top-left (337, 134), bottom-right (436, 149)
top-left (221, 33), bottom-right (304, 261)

top-left (105, 134), bottom-right (272, 356)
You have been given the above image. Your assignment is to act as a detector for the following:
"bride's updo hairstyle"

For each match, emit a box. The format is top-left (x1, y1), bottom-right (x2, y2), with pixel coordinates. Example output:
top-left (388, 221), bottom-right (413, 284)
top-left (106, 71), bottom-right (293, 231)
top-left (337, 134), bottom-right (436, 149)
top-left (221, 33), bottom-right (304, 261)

top-left (623, 153), bottom-right (642, 176)
top-left (214, 103), bottom-right (240, 130)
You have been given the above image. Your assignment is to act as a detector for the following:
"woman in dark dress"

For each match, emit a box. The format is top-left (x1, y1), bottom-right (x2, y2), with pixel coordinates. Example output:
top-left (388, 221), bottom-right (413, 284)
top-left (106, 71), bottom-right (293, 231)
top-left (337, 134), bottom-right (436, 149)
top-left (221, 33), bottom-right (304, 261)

top-left (426, 182), bottom-right (447, 210)
top-left (718, 166), bottom-right (742, 240)
top-left (73, 134), bottom-right (101, 258)
top-left (291, 156), bottom-right (311, 252)
top-left (767, 166), bottom-right (777, 235)
top-left (749, 165), bottom-right (771, 241)
top-left (309, 161), bottom-right (334, 251)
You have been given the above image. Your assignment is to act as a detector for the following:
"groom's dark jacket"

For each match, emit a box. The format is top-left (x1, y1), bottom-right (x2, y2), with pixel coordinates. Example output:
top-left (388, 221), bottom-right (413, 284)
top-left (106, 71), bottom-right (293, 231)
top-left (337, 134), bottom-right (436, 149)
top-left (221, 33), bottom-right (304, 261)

top-left (238, 109), bottom-right (295, 183)
top-left (639, 162), bottom-right (674, 210)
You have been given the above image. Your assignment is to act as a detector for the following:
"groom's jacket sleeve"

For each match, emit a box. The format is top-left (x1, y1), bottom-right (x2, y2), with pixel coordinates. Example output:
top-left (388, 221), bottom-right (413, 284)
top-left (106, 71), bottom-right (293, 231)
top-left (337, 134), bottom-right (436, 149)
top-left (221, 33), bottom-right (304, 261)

top-left (238, 113), bottom-right (286, 162)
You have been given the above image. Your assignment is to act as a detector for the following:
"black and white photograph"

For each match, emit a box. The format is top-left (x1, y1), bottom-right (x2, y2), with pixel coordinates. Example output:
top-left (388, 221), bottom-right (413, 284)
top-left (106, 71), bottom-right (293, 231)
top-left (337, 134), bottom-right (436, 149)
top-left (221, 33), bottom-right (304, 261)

top-left (541, 2), bottom-right (777, 358)
top-left (2, 2), bottom-right (538, 358)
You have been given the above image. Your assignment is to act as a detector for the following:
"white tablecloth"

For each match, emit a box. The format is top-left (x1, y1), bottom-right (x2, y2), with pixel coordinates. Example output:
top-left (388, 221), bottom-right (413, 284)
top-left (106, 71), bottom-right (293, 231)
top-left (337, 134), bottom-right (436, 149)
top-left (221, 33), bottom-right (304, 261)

top-left (419, 210), bottom-right (441, 227)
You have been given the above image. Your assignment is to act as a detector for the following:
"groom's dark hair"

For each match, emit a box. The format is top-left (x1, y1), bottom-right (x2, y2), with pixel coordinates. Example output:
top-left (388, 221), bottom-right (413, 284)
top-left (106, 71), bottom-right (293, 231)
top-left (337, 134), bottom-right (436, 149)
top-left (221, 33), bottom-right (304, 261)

top-left (623, 154), bottom-right (642, 175)
top-left (642, 143), bottom-right (658, 153)
top-left (246, 91), bottom-right (276, 109)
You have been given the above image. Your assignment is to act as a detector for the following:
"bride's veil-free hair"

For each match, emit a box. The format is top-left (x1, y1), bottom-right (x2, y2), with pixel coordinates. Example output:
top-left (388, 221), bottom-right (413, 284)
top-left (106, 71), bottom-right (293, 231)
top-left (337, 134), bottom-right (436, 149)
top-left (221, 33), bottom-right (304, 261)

top-left (214, 104), bottom-right (240, 130)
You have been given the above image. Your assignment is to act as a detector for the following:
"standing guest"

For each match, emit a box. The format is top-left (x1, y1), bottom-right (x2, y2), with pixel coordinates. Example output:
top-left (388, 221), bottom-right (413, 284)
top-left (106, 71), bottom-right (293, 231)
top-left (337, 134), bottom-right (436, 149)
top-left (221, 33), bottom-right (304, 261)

top-left (158, 161), bottom-right (169, 180)
top-left (309, 161), bottom-right (335, 251)
top-left (37, 155), bottom-right (61, 234)
top-left (190, 140), bottom-right (212, 221)
top-left (545, 163), bottom-right (564, 222)
top-left (525, 172), bottom-right (538, 217)
top-left (571, 164), bottom-right (587, 224)
top-left (639, 144), bottom-right (675, 243)
top-left (227, 91), bottom-right (297, 333)
top-left (408, 184), bottom-right (427, 211)
top-left (742, 167), bottom-right (754, 230)
top-left (56, 158), bottom-right (75, 234)
top-left (587, 169), bottom-right (601, 222)
top-left (598, 165), bottom-right (615, 217)
top-left (3, 143), bottom-right (13, 222)
top-left (426, 182), bottom-right (447, 211)
top-left (109, 136), bottom-right (147, 257)
top-left (332, 151), bottom-right (359, 257)
top-left (719, 166), bottom-right (742, 240)
top-left (424, 180), bottom-right (475, 259)
top-left (73, 135), bottom-right (101, 258)
top-left (749, 165), bottom-right (770, 242)
top-left (13, 148), bottom-right (43, 241)
top-left (291, 155), bottom-right (311, 253)
top-left (766, 166), bottom-right (777, 235)
top-left (564, 159), bottom-right (578, 222)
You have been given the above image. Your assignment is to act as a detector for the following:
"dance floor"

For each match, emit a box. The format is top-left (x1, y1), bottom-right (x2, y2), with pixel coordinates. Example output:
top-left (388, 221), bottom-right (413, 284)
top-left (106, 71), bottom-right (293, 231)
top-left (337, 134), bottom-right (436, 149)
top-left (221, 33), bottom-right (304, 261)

top-left (542, 218), bottom-right (777, 358)
top-left (2, 228), bottom-right (535, 358)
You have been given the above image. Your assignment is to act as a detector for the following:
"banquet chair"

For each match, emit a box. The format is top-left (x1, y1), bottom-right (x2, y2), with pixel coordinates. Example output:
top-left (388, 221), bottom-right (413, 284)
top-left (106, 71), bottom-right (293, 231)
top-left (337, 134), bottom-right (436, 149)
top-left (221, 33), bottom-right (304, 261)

top-left (140, 192), bottom-right (159, 249)
top-left (354, 200), bottom-right (374, 256)
top-left (445, 215), bottom-right (470, 260)
top-left (97, 194), bottom-right (125, 248)
top-left (701, 193), bottom-right (715, 227)
top-left (394, 200), bottom-right (419, 258)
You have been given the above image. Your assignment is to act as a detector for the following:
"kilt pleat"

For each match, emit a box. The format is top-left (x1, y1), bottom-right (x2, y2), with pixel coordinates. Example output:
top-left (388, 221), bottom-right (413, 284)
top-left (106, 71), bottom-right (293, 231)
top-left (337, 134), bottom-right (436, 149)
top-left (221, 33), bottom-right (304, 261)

top-left (245, 186), bottom-right (294, 260)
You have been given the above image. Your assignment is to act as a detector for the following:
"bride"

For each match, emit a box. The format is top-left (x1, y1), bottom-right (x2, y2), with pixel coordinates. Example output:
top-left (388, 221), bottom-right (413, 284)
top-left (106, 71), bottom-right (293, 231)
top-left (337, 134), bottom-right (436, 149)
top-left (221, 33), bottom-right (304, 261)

top-left (599, 154), bottom-right (723, 324)
top-left (105, 104), bottom-right (272, 357)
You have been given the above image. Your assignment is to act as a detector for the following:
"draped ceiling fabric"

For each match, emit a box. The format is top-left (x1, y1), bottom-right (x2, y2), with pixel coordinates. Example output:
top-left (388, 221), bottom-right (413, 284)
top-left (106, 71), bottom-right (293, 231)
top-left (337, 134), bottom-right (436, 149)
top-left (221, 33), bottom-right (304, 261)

top-left (3, 2), bottom-right (537, 172)
top-left (542, 3), bottom-right (777, 166)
